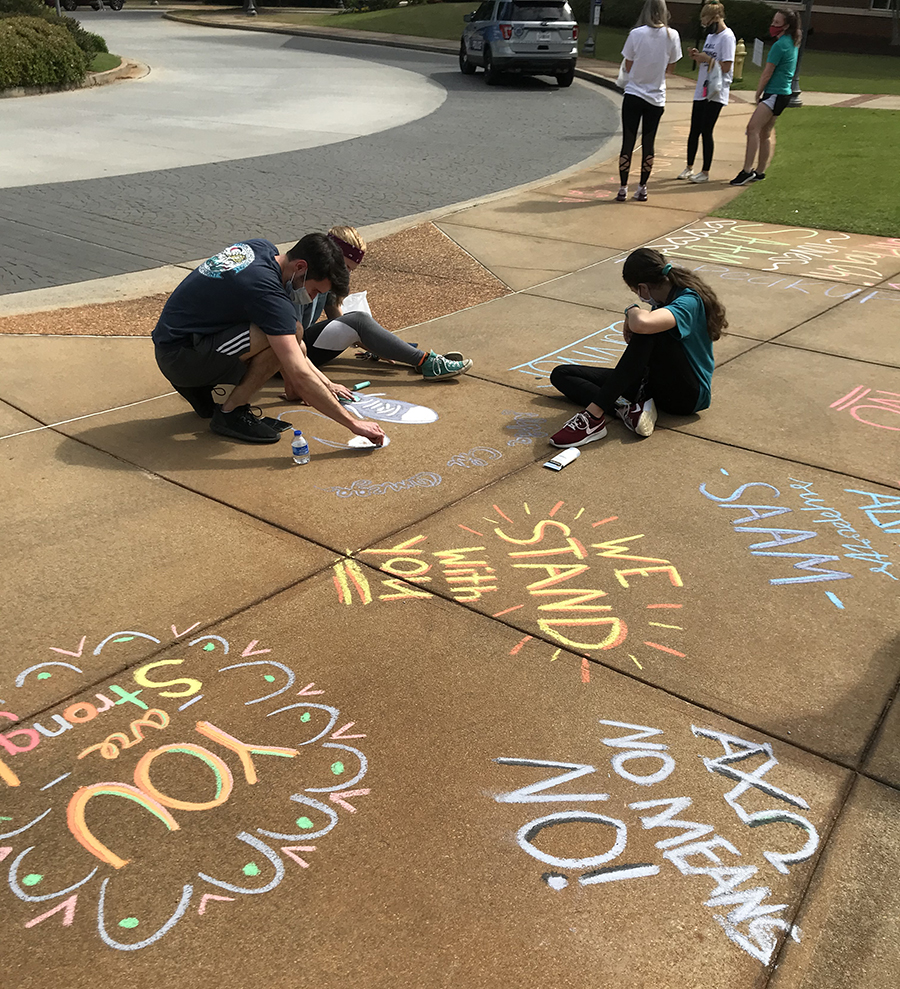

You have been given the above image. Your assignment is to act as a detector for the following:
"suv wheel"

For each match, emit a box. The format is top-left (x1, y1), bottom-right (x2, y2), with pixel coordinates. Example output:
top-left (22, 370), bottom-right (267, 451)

top-left (91, 0), bottom-right (102, 7)
top-left (557, 67), bottom-right (575, 88)
top-left (110, 0), bottom-right (124, 8)
top-left (61, 0), bottom-right (77, 8)
top-left (483, 47), bottom-right (501, 86)
top-left (459, 40), bottom-right (476, 75)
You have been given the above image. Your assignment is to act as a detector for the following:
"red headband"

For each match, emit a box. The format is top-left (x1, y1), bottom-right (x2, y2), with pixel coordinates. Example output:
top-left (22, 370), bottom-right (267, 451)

top-left (328, 233), bottom-right (365, 266)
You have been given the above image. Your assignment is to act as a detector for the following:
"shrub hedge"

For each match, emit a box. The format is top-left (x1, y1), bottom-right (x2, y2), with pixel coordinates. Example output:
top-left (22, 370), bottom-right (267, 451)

top-left (0, 0), bottom-right (108, 54)
top-left (0, 15), bottom-right (88, 89)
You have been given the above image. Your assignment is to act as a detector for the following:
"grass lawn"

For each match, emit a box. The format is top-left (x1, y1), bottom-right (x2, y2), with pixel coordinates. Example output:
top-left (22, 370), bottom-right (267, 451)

top-left (245, 7), bottom-right (900, 95)
top-left (712, 107), bottom-right (900, 237)
top-left (89, 52), bottom-right (121, 73)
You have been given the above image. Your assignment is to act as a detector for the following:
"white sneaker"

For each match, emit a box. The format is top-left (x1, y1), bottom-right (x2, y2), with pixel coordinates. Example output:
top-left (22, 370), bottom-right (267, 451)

top-left (676, 168), bottom-right (693, 180)
top-left (690, 172), bottom-right (709, 184)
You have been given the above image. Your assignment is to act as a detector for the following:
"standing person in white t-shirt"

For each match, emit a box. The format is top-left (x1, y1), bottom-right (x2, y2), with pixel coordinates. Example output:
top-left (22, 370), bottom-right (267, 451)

top-left (617, 0), bottom-right (682, 203)
top-left (678, 3), bottom-right (736, 183)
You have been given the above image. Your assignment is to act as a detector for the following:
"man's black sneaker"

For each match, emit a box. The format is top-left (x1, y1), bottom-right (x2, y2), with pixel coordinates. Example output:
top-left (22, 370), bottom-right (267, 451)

top-left (750, 171), bottom-right (766, 182)
top-left (210, 404), bottom-right (281, 443)
top-left (729, 169), bottom-right (757, 186)
top-left (174, 385), bottom-right (215, 419)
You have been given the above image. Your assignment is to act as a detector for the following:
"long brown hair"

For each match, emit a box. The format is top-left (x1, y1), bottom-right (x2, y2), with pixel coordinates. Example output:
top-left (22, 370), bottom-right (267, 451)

top-left (776, 7), bottom-right (802, 46)
top-left (622, 248), bottom-right (727, 341)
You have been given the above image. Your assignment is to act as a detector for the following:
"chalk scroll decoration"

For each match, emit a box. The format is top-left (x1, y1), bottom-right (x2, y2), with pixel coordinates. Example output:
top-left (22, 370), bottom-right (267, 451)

top-left (0, 628), bottom-right (370, 952)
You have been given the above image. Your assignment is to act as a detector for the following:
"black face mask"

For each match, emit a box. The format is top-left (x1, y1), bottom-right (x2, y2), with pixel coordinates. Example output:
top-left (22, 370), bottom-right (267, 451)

top-left (704, 23), bottom-right (716, 35)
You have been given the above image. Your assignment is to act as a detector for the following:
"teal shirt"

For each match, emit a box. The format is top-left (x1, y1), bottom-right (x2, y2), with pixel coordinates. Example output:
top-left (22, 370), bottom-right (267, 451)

top-left (766, 34), bottom-right (798, 95)
top-left (662, 288), bottom-right (715, 412)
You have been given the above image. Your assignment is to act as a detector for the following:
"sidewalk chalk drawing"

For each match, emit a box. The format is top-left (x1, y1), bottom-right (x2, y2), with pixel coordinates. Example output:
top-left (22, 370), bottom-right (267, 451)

top-left (0, 627), bottom-right (370, 951)
top-left (509, 327), bottom-right (627, 378)
top-left (643, 220), bottom-right (900, 285)
top-left (319, 473), bottom-right (442, 499)
top-left (447, 448), bottom-right (502, 469)
top-left (698, 470), bottom-right (900, 605)
top-left (503, 410), bottom-right (549, 445)
top-left (493, 718), bottom-right (822, 967)
top-left (830, 386), bottom-right (900, 432)
top-left (333, 500), bottom-right (687, 677)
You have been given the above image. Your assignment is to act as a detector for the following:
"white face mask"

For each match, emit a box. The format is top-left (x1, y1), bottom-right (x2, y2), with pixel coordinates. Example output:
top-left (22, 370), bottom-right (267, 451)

top-left (639, 291), bottom-right (655, 306)
top-left (287, 269), bottom-right (313, 307)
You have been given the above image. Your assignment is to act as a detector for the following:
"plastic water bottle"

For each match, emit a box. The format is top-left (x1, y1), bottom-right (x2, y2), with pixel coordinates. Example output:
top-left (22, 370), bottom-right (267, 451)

top-left (291, 429), bottom-right (310, 465)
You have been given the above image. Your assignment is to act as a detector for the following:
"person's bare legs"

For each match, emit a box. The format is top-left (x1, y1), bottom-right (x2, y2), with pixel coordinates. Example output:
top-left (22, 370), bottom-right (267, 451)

top-left (743, 103), bottom-right (773, 171)
top-left (222, 324), bottom-right (280, 411)
top-left (757, 116), bottom-right (777, 173)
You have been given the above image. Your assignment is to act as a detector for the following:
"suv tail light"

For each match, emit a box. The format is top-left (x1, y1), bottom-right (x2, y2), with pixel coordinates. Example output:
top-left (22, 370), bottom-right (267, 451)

top-left (500, 23), bottom-right (512, 40)
top-left (572, 26), bottom-right (579, 40)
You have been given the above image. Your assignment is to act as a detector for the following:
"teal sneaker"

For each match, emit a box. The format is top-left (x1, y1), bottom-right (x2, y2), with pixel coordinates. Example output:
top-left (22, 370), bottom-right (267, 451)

top-left (417, 351), bottom-right (473, 380)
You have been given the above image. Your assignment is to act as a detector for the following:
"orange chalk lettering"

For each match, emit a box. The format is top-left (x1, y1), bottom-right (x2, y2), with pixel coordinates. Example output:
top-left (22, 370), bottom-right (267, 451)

top-left (615, 566), bottom-right (684, 588)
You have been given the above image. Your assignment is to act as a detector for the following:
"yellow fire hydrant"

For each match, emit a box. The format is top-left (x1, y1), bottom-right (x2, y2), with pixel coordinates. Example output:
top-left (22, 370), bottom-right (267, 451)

top-left (733, 38), bottom-right (747, 83)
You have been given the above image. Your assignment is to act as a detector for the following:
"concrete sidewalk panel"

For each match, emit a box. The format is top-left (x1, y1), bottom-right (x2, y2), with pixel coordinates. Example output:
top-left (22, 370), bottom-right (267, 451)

top-left (0, 573), bottom-right (848, 988)
top-left (436, 221), bottom-right (618, 291)
top-left (768, 777), bottom-right (900, 989)
top-left (0, 430), bottom-right (334, 717)
top-left (863, 688), bottom-right (900, 787)
top-left (57, 376), bottom-right (546, 551)
top-left (0, 398), bottom-right (44, 436)
top-left (642, 219), bottom-right (900, 286)
top-left (0, 336), bottom-right (171, 423)
top-left (445, 191), bottom-right (700, 251)
top-left (525, 255), bottom-right (851, 341)
top-left (676, 345), bottom-right (900, 488)
top-left (408, 293), bottom-right (627, 393)
top-left (360, 430), bottom-right (900, 763)
top-left (774, 286), bottom-right (900, 368)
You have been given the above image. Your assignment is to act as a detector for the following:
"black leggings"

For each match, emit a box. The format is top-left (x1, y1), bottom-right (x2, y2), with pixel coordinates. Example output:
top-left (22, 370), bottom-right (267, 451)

top-left (550, 332), bottom-right (700, 416)
top-left (619, 93), bottom-right (666, 187)
top-left (304, 311), bottom-right (425, 369)
top-left (687, 99), bottom-right (724, 173)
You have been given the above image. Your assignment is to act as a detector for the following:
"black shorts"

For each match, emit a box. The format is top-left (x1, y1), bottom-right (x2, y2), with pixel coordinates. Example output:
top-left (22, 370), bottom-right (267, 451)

top-left (154, 324), bottom-right (251, 389)
top-left (760, 92), bottom-right (791, 116)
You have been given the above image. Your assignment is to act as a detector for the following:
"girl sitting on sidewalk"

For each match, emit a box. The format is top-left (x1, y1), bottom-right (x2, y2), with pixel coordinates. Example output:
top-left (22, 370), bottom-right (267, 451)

top-left (548, 248), bottom-right (726, 448)
top-left (293, 226), bottom-right (472, 382)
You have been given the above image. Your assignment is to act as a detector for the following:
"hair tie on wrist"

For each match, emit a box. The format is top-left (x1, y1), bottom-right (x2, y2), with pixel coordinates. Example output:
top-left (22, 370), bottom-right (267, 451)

top-left (660, 262), bottom-right (673, 277)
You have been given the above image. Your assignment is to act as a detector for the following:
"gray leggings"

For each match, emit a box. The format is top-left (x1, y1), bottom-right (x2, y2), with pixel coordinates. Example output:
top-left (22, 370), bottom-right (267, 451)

top-left (304, 312), bottom-right (424, 369)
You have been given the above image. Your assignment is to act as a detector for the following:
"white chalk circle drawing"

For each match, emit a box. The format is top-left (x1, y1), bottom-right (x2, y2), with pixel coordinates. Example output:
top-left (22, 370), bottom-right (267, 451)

top-left (319, 472), bottom-right (442, 499)
top-left (348, 395), bottom-right (438, 425)
top-left (0, 624), bottom-right (370, 952)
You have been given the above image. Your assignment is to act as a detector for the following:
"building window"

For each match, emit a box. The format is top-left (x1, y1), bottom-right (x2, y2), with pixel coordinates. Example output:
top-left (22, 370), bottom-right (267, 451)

top-left (871, 0), bottom-right (897, 11)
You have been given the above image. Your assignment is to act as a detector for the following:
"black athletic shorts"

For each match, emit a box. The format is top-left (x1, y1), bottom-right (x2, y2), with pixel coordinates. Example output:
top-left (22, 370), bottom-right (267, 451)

top-left (154, 324), bottom-right (251, 389)
top-left (760, 92), bottom-right (791, 116)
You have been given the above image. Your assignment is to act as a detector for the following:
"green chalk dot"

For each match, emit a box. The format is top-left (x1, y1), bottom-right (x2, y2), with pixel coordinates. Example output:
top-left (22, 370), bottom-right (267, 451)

top-left (22, 873), bottom-right (43, 887)
top-left (242, 862), bottom-right (260, 877)
top-left (263, 674), bottom-right (275, 683)
top-left (300, 712), bottom-right (311, 723)
top-left (114, 637), bottom-right (135, 643)
top-left (203, 643), bottom-right (215, 652)
top-left (118, 917), bottom-right (139, 929)
top-left (296, 816), bottom-right (314, 830)
top-left (330, 761), bottom-right (345, 776)
top-left (36, 672), bottom-right (52, 680)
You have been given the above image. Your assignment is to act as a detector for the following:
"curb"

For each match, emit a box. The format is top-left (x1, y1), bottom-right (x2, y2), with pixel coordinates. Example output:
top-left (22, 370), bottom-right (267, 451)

top-left (0, 57), bottom-right (148, 100)
top-left (164, 11), bottom-right (624, 94)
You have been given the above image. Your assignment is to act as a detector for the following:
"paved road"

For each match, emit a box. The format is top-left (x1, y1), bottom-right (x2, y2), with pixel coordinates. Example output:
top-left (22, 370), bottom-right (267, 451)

top-left (0, 12), bottom-right (619, 295)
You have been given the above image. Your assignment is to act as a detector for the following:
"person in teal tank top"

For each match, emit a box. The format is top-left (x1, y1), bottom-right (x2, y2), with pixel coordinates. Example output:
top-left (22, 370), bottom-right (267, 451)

top-left (729, 8), bottom-right (801, 187)
top-left (547, 248), bottom-right (727, 449)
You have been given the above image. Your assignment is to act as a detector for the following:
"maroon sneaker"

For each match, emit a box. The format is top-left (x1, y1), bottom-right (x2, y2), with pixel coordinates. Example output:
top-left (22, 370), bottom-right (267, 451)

top-left (549, 410), bottom-right (607, 448)
top-left (615, 396), bottom-right (657, 437)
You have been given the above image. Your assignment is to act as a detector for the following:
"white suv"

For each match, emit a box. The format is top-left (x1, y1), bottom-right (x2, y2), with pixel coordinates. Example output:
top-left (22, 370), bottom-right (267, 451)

top-left (459, 1), bottom-right (578, 88)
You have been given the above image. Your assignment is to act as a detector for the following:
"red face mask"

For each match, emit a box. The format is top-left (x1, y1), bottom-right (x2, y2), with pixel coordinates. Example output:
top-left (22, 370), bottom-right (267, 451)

top-left (769, 24), bottom-right (784, 37)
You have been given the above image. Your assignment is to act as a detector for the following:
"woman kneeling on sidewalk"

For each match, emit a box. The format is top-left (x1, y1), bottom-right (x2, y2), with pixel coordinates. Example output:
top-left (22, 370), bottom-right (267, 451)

top-left (548, 248), bottom-right (726, 448)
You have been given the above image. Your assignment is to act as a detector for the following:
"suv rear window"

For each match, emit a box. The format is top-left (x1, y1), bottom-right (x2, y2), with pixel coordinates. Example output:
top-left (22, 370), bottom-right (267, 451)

top-left (497, 2), bottom-right (573, 20)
